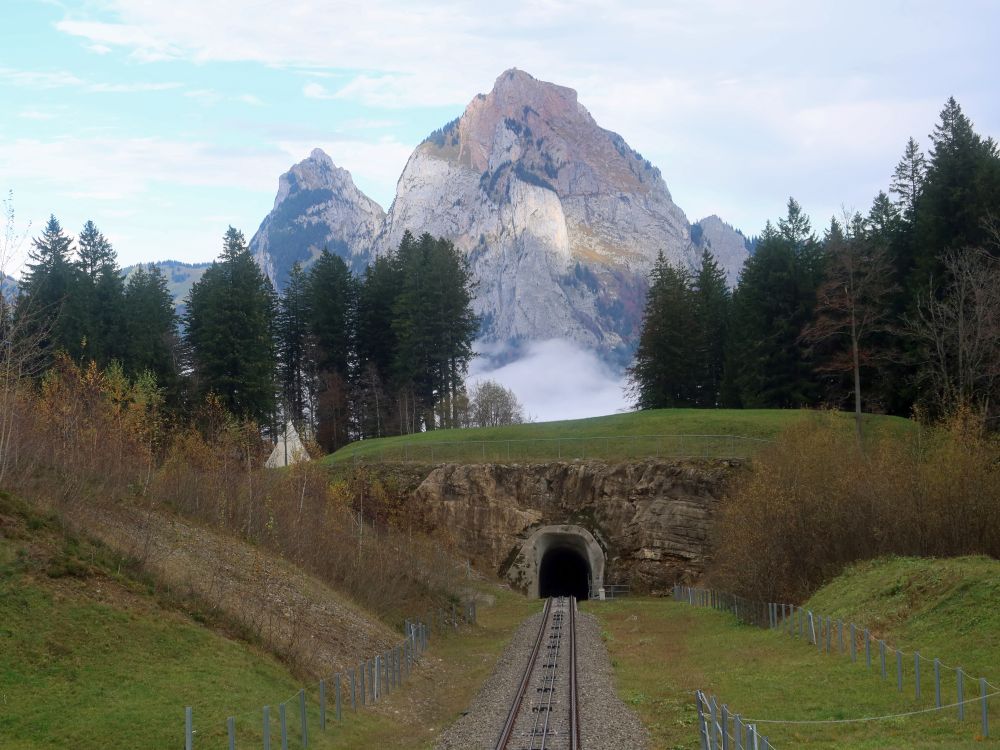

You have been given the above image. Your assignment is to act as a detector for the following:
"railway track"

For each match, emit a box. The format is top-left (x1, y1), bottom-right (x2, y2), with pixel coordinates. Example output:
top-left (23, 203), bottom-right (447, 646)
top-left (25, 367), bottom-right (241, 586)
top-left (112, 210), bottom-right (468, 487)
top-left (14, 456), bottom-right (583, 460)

top-left (495, 596), bottom-right (581, 750)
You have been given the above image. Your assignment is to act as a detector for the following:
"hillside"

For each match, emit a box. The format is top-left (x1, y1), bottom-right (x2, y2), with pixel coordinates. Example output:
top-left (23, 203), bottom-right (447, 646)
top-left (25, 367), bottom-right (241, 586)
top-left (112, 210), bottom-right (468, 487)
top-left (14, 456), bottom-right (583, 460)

top-left (326, 408), bottom-right (913, 464)
top-left (590, 555), bottom-right (1000, 749)
top-left (0, 491), bottom-right (538, 749)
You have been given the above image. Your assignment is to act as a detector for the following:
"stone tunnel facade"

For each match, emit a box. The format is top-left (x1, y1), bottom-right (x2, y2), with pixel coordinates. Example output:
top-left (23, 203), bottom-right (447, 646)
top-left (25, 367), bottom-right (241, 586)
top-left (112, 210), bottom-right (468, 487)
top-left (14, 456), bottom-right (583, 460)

top-left (410, 460), bottom-right (738, 594)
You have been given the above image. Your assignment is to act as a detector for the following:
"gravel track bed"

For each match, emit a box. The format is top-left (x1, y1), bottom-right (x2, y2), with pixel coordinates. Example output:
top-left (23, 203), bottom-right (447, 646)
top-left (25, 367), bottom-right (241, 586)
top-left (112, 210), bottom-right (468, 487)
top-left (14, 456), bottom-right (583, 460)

top-left (434, 604), bottom-right (648, 750)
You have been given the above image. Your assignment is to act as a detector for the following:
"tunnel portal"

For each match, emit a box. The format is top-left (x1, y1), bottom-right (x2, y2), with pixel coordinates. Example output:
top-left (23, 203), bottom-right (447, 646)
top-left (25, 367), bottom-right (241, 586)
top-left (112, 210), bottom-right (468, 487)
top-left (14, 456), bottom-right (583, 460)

top-left (505, 524), bottom-right (605, 600)
top-left (538, 545), bottom-right (591, 600)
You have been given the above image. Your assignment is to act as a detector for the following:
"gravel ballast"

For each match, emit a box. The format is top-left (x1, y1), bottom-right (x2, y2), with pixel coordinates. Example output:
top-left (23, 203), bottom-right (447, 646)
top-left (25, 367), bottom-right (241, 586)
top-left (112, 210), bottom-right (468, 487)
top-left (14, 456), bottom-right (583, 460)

top-left (435, 603), bottom-right (649, 749)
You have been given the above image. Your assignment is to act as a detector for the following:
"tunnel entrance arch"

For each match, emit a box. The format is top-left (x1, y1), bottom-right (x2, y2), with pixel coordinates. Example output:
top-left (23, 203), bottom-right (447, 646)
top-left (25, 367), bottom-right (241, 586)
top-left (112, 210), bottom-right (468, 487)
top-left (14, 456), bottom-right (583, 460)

top-left (506, 524), bottom-right (605, 600)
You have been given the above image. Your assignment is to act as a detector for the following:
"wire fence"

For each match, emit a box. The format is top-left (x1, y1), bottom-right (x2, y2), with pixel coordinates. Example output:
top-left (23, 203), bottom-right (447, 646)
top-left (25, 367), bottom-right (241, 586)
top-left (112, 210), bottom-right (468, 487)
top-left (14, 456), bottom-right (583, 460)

top-left (183, 600), bottom-right (477, 749)
top-left (675, 585), bottom-right (995, 747)
top-left (347, 434), bottom-right (772, 465)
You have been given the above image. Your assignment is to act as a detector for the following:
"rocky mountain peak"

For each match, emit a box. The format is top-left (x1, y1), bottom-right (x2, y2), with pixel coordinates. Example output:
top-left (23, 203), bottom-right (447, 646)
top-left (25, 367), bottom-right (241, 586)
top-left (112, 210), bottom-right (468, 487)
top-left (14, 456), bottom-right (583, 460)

top-left (250, 150), bottom-right (384, 286)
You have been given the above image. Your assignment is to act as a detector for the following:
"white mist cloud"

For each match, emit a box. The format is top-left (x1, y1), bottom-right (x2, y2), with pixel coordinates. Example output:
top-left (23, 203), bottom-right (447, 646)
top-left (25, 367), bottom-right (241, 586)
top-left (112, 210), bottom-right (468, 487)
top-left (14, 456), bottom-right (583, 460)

top-left (468, 339), bottom-right (631, 423)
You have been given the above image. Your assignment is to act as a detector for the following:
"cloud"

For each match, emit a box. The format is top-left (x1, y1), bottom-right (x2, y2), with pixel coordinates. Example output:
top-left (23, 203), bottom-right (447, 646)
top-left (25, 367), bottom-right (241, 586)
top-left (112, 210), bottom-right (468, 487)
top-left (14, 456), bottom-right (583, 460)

top-left (48, 1), bottom-right (1000, 236)
top-left (0, 66), bottom-right (180, 94)
top-left (86, 43), bottom-right (113, 55)
top-left (17, 109), bottom-right (56, 120)
top-left (468, 339), bottom-right (630, 423)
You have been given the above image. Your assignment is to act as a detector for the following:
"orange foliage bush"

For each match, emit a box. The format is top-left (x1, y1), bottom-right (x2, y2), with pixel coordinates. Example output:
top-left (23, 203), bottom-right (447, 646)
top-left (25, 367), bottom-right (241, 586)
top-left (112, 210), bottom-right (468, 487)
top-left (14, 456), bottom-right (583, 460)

top-left (709, 411), bottom-right (1000, 602)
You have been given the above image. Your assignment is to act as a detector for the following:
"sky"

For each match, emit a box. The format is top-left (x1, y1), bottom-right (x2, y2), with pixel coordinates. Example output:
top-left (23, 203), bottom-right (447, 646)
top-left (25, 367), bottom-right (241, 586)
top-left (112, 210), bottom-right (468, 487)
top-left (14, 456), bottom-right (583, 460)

top-left (2, 0), bottom-right (999, 276)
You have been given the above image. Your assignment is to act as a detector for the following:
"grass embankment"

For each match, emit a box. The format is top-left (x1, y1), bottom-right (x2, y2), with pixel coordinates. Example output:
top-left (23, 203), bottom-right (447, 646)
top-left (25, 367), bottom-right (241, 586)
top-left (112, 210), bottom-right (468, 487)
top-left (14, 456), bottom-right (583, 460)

top-left (587, 556), bottom-right (1000, 749)
top-left (0, 492), bottom-right (539, 749)
top-left (326, 408), bottom-right (912, 464)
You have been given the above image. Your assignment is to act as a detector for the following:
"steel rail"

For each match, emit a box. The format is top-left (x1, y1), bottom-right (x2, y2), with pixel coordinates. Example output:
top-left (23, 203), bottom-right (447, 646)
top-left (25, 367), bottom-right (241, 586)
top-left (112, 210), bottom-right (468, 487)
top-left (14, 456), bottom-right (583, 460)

top-left (496, 597), bottom-right (554, 750)
top-left (569, 597), bottom-right (580, 749)
top-left (496, 597), bottom-right (581, 750)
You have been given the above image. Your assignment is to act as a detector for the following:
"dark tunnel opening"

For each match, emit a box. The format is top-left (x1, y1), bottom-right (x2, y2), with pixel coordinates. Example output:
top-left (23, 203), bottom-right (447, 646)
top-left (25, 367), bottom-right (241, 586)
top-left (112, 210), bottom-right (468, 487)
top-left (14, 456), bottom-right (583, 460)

top-left (538, 545), bottom-right (590, 600)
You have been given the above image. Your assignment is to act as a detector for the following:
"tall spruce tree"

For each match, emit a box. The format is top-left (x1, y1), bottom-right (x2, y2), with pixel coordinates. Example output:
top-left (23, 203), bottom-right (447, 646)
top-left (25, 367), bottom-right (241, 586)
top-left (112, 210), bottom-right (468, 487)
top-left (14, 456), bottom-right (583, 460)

top-left (627, 252), bottom-right (697, 409)
top-left (391, 232), bottom-right (478, 431)
top-left (728, 203), bottom-right (822, 408)
top-left (277, 262), bottom-right (312, 426)
top-left (124, 264), bottom-right (179, 395)
top-left (305, 250), bottom-right (356, 450)
top-left (913, 98), bottom-right (1000, 287)
top-left (184, 227), bottom-right (277, 424)
top-left (17, 215), bottom-right (79, 359)
top-left (691, 250), bottom-right (731, 407)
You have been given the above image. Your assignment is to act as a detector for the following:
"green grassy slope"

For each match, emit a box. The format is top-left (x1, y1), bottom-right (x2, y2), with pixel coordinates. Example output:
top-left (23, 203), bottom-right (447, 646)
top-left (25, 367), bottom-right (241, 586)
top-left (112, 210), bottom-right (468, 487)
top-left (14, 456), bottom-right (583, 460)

top-left (326, 408), bottom-right (913, 464)
top-left (0, 492), bottom-right (539, 749)
top-left (589, 556), bottom-right (1000, 749)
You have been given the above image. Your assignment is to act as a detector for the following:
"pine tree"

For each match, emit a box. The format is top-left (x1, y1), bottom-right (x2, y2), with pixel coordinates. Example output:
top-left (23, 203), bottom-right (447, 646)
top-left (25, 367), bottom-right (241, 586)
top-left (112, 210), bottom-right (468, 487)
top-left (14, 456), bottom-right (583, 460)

top-left (184, 227), bottom-right (277, 424)
top-left (277, 262), bottom-right (312, 426)
top-left (913, 98), bottom-right (1000, 287)
top-left (728, 205), bottom-right (822, 408)
top-left (17, 215), bottom-right (79, 359)
top-left (890, 137), bottom-right (927, 217)
top-left (627, 252), bottom-right (697, 409)
top-left (306, 250), bottom-right (357, 449)
top-left (691, 250), bottom-right (730, 407)
top-left (124, 264), bottom-right (179, 395)
top-left (76, 220), bottom-right (116, 281)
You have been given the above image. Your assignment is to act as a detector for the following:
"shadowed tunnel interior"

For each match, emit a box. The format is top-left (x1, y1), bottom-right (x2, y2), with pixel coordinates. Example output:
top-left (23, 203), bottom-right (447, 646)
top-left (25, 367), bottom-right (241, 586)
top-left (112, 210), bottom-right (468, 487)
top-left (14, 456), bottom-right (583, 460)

top-left (538, 546), bottom-right (590, 600)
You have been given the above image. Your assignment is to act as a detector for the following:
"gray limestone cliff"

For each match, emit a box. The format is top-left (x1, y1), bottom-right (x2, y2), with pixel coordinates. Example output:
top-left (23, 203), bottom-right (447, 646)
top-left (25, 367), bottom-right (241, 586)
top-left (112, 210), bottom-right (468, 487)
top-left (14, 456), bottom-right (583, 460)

top-left (249, 148), bottom-right (385, 287)
top-left (376, 69), bottom-right (747, 364)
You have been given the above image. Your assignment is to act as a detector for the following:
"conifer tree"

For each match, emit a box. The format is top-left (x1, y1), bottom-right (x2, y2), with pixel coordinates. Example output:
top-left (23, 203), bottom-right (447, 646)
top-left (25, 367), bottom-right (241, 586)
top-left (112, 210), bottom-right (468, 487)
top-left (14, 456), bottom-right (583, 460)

top-left (124, 264), bottom-right (179, 395)
top-left (184, 227), bottom-right (277, 424)
top-left (17, 215), bottom-right (79, 359)
top-left (277, 262), bottom-right (312, 426)
top-left (691, 250), bottom-right (731, 407)
top-left (627, 252), bottom-right (697, 409)
top-left (890, 137), bottom-right (927, 218)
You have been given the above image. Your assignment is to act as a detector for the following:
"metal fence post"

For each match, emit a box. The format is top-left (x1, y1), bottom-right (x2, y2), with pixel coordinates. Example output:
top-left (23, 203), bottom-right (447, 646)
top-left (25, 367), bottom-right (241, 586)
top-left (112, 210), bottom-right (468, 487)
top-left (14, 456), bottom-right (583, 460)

top-left (721, 704), bottom-right (730, 750)
top-left (957, 668), bottom-right (964, 721)
top-left (319, 679), bottom-right (326, 730)
top-left (864, 629), bottom-right (871, 669)
top-left (709, 697), bottom-right (719, 750)
top-left (299, 689), bottom-right (308, 747)
top-left (227, 716), bottom-right (235, 750)
top-left (696, 692), bottom-right (710, 750)
top-left (915, 652), bottom-right (921, 699)
top-left (897, 650), bottom-right (903, 692)
top-left (280, 703), bottom-right (288, 750)
top-left (982, 677), bottom-right (990, 737)
top-left (934, 659), bottom-right (942, 708)
top-left (838, 620), bottom-right (844, 654)
top-left (880, 640), bottom-right (886, 679)
top-left (185, 707), bottom-right (193, 750)
top-left (263, 706), bottom-right (271, 750)
top-left (360, 662), bottom-right (366, 707)
top-left (350, 668), bottom-right (357, 710)
top-left (850, 623), bottom-right (856, 661)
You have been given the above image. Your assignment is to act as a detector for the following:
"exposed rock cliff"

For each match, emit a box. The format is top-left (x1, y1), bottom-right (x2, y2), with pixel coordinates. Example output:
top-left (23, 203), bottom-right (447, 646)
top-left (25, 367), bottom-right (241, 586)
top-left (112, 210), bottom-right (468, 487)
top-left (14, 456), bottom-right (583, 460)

top-left (376, 69), bottom-right (747, 365)
top-left (249, 148), bottom-right (384, 287)
top-left (410, 460), bottom-right (737, 592)
top-left (693, 215), bottom-right (751, 285)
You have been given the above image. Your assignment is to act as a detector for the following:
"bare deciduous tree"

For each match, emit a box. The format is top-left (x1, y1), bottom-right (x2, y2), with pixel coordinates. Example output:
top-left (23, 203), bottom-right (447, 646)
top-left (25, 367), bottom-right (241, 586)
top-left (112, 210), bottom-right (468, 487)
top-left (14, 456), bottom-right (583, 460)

top-left (907, 228), bottom-right (1000, 423)
top-left (466, 379), bottom-right (526, 427)
top-left (801, 214), bottom-right (897, 445)
top-left (0, 191), bottom-right (46, 486)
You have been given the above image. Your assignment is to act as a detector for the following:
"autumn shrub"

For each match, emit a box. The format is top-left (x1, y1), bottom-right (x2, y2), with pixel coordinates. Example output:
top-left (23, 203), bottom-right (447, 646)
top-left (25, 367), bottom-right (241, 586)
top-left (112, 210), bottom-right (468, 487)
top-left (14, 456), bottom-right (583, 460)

top-left (2, 358), bottom-right (466, 627)
top-left (708, 410), bottom-right (1000, 602)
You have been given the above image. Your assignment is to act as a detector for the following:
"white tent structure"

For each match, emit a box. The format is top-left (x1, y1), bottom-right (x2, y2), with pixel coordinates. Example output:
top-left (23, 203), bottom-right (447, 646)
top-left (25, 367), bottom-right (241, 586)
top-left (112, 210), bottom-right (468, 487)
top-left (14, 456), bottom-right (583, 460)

top-left (265, 421), bottom-right (310, 469)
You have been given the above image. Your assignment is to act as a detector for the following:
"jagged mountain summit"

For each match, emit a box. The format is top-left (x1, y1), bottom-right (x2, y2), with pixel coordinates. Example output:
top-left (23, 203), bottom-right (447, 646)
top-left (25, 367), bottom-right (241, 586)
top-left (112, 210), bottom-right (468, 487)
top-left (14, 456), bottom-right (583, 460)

top-left (691, 215), bottom-right (751, 285)
top-left (249, 148), bottom-right (384, 287)
top-left (375, 68), bottom-right (747, 363)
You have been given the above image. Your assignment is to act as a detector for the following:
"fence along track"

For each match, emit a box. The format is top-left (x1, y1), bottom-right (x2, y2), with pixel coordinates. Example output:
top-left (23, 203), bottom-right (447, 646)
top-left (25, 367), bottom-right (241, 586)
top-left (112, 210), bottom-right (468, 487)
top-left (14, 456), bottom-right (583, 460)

top-left (496, 596), bottom-right (581, 750)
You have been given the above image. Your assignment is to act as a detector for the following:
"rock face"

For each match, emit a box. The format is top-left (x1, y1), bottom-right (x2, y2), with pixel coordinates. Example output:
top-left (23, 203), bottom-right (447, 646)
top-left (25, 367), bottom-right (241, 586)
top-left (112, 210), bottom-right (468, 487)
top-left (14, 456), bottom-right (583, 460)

top-left (376, 69), bottom-right (747, 365)
top-left (411, 460), bottom-right (737, 592)
top-left (693, 215), bottom-right (751, 285)
top-left (249, 148), bottom-right (385, 287)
